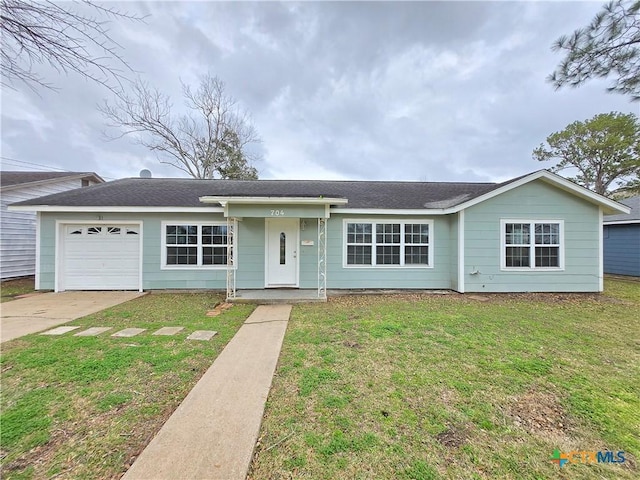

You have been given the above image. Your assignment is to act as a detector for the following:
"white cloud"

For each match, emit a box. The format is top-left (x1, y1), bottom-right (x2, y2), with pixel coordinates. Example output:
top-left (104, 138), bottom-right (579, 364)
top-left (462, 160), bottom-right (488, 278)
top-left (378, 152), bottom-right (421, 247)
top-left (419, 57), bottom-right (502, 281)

top-left (2, 1), bottom-right (638, 183)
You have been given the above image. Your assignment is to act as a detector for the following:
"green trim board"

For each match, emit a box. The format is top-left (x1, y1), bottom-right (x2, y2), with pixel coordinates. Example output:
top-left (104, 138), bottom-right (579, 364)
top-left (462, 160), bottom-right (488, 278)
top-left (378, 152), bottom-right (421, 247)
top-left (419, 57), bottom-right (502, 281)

top-left (227, 203), bottom-right (328, 219)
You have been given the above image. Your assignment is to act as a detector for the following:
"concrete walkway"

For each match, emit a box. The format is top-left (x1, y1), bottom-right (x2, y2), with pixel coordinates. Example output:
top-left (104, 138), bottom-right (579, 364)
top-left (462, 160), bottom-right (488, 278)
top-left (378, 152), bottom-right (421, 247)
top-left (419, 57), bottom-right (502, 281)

top-left (0, 291), bottom-right (145, 343)
top-left (123, 304), bottom-right (292, 480)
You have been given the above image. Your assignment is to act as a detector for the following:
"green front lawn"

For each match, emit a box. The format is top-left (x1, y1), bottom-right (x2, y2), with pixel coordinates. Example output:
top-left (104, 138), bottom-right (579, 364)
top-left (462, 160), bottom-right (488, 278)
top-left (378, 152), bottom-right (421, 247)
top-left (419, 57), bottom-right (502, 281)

top-left (251, 279), bottom-right (640, 479)
top-left (1, 277), bottom-right (36, 302)
top-left (0, 294), bottom-right (253, 479)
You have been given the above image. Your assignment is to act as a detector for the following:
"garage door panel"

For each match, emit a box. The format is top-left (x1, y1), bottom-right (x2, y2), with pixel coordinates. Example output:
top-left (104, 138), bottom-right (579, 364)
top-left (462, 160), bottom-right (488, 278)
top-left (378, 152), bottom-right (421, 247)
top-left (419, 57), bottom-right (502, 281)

top-left (61, 224), bottom-right (140, 291)
top-left (65, 275), bottom-right (138, 290)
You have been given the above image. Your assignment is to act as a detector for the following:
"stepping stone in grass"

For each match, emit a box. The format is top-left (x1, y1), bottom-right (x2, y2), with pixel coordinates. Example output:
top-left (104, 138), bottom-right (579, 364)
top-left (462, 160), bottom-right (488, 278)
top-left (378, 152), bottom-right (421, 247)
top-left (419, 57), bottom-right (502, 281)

top-left (187, 330), bottom-right (218, 341)
top-left (111, 328), bottom-right (146, 338)
top-left (74, 327), bottom-right (112, 337)
top-left (152, 327), bottom-right (184, 336)
top-left (41, 326), bottom-right (81, 336)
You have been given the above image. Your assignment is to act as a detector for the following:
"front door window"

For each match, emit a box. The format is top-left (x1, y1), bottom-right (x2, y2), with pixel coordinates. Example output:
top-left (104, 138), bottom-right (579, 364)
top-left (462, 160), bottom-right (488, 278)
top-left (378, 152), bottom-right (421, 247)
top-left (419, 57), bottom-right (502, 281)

top-left (280, 232), bottom-right (286, 264)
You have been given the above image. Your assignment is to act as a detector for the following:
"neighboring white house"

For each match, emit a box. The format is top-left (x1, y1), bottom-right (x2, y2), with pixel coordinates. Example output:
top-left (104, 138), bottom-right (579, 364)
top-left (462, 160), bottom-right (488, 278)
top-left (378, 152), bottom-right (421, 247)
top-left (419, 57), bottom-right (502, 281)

top-left (1, 171), bottom-right (104, 280)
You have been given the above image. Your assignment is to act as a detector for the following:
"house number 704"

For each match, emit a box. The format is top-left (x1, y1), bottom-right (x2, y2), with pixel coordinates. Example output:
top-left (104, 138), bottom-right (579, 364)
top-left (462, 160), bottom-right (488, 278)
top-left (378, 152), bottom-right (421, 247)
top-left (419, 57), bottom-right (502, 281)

top-left (270, 209), bottom-right (285, 216)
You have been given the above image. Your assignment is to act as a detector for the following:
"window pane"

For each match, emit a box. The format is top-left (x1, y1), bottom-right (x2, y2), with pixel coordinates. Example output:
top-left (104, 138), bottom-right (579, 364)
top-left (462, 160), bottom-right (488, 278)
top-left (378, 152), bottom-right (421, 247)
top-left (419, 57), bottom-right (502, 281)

top-left (405, 246), bottom-right (429, 264)
top-left (203, 246), bottom-right (227, 265)
top-left (505, 223), bottom-right (530, 245)
top-left (376, 245), bottom-right (400, 265)
top-left (167, 246), bottom-right (197, 265)
top-left (213, 225), bottom-right (227, 243)
top-left (404, 224), bottom-right (429, 244)
top-left (535, 246), bottom-right (559, 267)
top-left (505, 246), bottom-right (530, 267)
top-left (280, 232), bottom-right (286, 265)
top-left (535, 223), bottom-right (559, 245)
top-left (347, 223), bottom-right (372, 243)
top-left (347, 245), bottom-right (372, 265)
top-left (202, 225), bottom-right (227, 245)
top-left (167, 225), bottom-right (197, 245)
top-left (376, 224), bottom-right (401, 244)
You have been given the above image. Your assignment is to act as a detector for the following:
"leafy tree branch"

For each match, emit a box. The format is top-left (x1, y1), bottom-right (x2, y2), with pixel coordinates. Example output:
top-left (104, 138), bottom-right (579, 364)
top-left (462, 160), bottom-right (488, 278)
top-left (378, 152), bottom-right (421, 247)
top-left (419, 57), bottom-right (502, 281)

top-left (533, 112), bottom-right (640, 196)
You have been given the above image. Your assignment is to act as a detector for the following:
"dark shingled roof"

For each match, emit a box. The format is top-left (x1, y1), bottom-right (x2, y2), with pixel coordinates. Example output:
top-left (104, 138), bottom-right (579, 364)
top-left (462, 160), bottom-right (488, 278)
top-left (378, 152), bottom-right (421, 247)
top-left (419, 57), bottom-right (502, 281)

top-left (1, 171), bottom-right (103, 188)
top-left (604, 196), bottom-right (640, 223)
top-left (11, 175), bottom-right (529, 210)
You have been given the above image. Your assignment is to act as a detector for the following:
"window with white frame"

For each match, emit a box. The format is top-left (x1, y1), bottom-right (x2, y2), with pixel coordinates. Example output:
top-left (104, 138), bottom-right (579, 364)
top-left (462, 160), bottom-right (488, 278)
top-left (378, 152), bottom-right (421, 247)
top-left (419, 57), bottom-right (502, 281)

top-left (346, 223), bottom-right (373, 265)
top-left (345, 221), bottom-right (431, 267)
top-left (164, 224), bottom-right (228, 267)
top-left (502, 220), bottom-right (562, 269)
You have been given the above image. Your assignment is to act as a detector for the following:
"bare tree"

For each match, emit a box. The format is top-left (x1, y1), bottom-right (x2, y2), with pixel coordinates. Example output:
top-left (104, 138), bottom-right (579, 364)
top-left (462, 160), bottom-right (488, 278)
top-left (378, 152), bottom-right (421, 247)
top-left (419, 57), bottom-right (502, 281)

top-left (100, 74), bottom-right (260, 179)
top-left (1, 0), bottom-right (143, 92)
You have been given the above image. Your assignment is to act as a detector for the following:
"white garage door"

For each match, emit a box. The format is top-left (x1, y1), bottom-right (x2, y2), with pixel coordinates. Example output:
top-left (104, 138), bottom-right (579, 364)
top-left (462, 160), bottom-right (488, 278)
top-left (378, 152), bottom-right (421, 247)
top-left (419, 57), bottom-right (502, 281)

top-left (61, 224), bottom-right (140, 290)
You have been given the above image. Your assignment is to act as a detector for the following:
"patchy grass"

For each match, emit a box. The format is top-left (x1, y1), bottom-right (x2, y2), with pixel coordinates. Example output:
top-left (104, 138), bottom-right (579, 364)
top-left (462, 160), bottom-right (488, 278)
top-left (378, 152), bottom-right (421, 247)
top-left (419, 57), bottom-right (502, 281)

top-left (250, 279), bottom-right (639, 479)
top-left (0, 277), bottom-right (36, 302)
top-left (0, 293), bottom-right (253, 479)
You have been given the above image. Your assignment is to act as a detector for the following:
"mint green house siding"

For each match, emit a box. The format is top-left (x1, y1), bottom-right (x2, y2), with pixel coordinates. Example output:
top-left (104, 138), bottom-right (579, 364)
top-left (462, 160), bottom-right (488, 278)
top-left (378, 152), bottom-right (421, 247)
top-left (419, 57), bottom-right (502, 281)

top-left (39, 212), bottom-right (231, 290)
top-left (34, 175), bottom-right (614, 294)
top-left (299, 219), bottom-right (321, 289)
top-left (38, 212), bottom-right (330, 291)
top-left (462, 180), bottom-right (600, 292)
top-left (325, 215), bottom-right (451, 289)
top-left (235, 217), bottom-right (265, 289)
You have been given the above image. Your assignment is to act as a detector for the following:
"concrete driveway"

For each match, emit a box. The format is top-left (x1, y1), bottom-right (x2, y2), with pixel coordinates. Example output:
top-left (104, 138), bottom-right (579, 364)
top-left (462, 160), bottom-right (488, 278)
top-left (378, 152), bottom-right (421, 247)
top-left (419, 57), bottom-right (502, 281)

top-left (0, 291), bottom-right (145, 343)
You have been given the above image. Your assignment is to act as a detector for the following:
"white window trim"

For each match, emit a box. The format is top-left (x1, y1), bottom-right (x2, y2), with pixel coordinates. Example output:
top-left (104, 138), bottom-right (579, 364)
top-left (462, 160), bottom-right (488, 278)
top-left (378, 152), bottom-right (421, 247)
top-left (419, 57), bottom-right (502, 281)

top-left (161, 221), bottom-right (236, 270)
top-left (342, 219), bottom-right (434, 268)
top-left (500, 219), bottom-right (565, 271)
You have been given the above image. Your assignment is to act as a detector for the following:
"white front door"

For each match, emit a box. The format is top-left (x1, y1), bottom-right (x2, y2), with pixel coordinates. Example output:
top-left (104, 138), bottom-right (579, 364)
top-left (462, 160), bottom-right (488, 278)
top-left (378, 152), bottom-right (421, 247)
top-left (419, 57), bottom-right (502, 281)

top-left (265, 218), bottom-right (299, 287)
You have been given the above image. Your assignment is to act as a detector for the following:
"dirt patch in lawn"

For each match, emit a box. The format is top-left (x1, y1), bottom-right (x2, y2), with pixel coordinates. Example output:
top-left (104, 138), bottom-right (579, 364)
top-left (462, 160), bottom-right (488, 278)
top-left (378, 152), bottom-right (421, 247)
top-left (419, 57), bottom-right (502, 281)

top-left (3, 427), bottom-right (68, 475)
top-left (342, 339), bottom-right (361, 349)
top-left (436, 425), bottom-right (470, 448)
top-left (507, 389), bottom-right (569, 438)
top-left (325, 291), bottom-right (626, 307)
top-left (206, 302), bottom-right (234, 317)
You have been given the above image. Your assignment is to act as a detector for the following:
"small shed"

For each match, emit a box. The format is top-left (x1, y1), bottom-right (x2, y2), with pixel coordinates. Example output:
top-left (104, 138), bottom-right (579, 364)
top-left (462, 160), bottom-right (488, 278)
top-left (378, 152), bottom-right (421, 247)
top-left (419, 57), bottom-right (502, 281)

top-left (603, 196), bottom-right (640, 277)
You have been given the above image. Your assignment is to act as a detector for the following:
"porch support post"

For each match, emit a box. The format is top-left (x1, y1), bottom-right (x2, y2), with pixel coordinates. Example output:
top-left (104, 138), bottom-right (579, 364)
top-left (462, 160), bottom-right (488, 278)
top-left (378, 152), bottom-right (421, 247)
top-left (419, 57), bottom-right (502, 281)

top-left (318, 218), bottom-right (327, 299)
top-left (226, 217), bottom-right (236, 300)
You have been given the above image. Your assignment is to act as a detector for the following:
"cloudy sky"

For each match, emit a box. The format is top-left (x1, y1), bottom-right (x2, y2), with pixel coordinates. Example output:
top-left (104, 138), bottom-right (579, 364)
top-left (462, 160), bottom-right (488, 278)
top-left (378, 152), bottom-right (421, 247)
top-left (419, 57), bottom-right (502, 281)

top-left (1, 0), bottom-right (638, 183)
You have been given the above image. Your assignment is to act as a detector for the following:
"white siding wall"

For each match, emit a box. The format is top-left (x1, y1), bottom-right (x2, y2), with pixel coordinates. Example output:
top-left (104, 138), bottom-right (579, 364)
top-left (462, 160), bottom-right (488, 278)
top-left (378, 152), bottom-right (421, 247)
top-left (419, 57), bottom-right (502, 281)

top-left (1, 179), bottom-right (85, 279)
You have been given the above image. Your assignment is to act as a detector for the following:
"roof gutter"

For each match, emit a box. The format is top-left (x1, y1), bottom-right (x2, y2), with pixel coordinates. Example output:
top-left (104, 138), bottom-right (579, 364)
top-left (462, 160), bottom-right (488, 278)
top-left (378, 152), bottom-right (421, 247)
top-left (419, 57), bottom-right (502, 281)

top-left (8, 205), bottom-right (225, 213)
